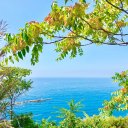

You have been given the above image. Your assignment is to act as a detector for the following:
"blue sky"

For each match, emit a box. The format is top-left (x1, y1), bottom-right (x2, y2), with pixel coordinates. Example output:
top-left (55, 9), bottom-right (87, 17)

top-left (0, 0), bottom-right (128, 78)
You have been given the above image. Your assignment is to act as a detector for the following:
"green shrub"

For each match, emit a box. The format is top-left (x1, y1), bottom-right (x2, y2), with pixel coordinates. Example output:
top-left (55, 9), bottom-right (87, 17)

top-left (10, 101), bottom-right (128, 128)
top-left (40, 115), bottom-right (128, 128)
top-left (41, 119), bottom-right (57, 128)
top-left (11, 113), bottom-right (40, 128)
top-left (11, 114), bottom-right (128, 128)
top-left (39, 100), bottom-right (128, 128)
top-left (83, 115), bottom-right (128, 128)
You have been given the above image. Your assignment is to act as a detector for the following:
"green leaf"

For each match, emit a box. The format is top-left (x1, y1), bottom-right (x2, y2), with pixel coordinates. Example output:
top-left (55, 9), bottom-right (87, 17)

top-left (5, 58), bottom-right (8, 65)
top-left (18, 51), bottom-right (23, 60)
top-left (7, 33), bottom-right (11, 42)
top-left (14, 54), bottom-right (19, 62)
top-left (38, 44), bottom-right (43, 52)
top-left (79, 0), bottom-right (86, 3)
top-left (26, 46), bottom-right (29, 53)
top-left (9, 56), bottom-right (14, 63)
top-left (22, 49), bottom-right (26, 57)
top-left (22, 31), bottom-right (29, 43)
top-left (65, 0), bottom-right (68, 4)
top-left (65, 0), bottom-right (72, 4)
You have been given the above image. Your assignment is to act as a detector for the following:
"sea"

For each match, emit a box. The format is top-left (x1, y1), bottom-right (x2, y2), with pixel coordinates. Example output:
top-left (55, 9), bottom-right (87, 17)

top-left (15, 78), bottom-right (128, 122)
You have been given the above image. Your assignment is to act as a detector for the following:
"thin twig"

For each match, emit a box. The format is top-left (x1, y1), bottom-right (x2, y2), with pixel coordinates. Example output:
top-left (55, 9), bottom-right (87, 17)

top-left (106, 0), bottom-right (128, 14)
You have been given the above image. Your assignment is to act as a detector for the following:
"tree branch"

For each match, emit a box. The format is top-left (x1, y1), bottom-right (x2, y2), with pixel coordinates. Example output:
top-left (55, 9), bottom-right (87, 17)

top-left (106, 0), bottom-right (128, 14)
top-left (80, 17), bottom-right (128, 37)
top-left (42, 33), bottom-right (128, 47)
top-left (0, 20), bottom-right (7, 39)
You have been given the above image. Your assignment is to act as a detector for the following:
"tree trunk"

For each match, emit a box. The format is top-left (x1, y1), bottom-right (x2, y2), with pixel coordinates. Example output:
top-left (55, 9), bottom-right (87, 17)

top-left (10, 97), bottom-right (13, 120)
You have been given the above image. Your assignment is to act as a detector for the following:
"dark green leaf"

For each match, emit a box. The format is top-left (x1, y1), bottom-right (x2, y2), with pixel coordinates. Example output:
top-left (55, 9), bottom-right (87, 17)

top-left (65, 0), bottom-right (68, 4)
top-left (22, 31), bottom-right (29, 43)
top-left (7, 33), bottom-right (11, 42)
top-left (38, 44), bottom-right (43, 52)
top-left (22, 49), bottom-right (26, 57)
top-left (79, 0), bottom-right (86, 3)
top-left (65, 0), bottom-right (72, 4)
top-left (26, 46), bottom-right (29, 53)
top-left (18, 51), bottom-right (23, 60)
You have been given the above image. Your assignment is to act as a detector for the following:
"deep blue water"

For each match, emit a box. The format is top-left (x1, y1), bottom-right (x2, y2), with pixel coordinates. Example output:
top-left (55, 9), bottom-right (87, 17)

top-left (15, 78), bottom-right (128, 122)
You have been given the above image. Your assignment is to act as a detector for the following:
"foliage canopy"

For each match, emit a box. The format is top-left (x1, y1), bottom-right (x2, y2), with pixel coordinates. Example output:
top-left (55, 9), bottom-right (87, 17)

top-left (1, 0), bottom-right (127, 65)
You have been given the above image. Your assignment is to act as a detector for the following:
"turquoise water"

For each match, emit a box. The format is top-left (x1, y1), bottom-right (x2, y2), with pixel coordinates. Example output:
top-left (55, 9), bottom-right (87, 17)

top-left (15, 78), bottom-right (128, 122)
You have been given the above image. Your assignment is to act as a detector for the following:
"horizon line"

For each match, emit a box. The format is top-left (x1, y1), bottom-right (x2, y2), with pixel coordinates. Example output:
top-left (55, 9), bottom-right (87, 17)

top-left (27, 76), bottom-right (112, 78)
